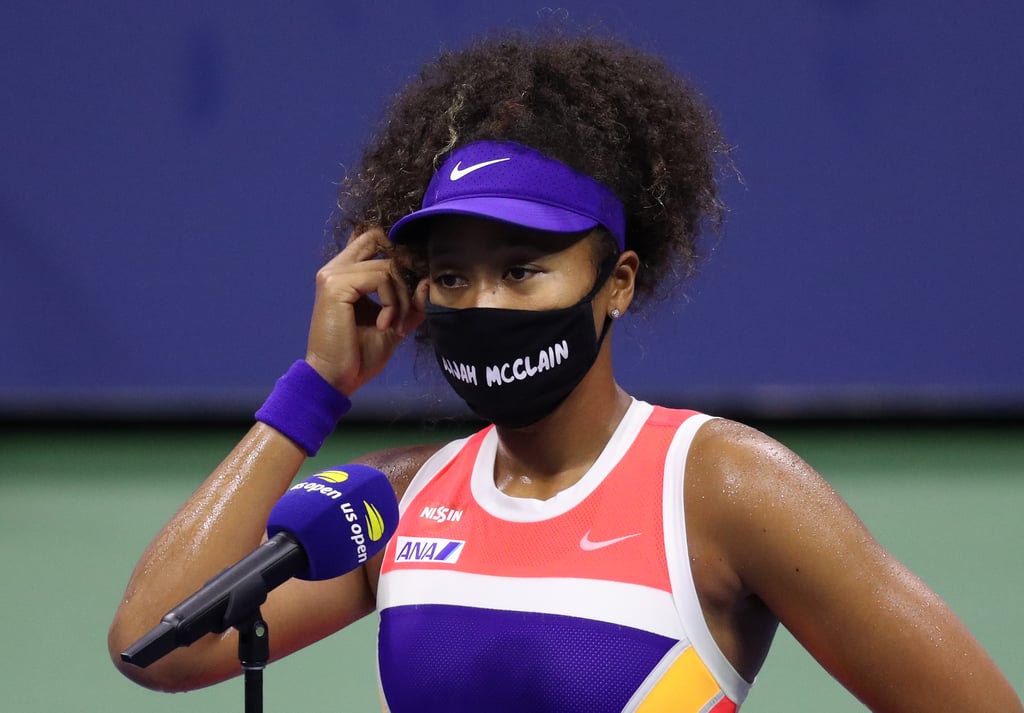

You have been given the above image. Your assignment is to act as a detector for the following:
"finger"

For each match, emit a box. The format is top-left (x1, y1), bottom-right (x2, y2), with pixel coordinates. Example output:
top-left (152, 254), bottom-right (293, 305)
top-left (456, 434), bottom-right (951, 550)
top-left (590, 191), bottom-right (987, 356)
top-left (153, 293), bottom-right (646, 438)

top-left (374, 273), bottom-right (403, 332)
top-left (315, 262), bottom-right (395, 314)
top-left (334, 227), bottom-right (387, 266)
top-left (345, 225), bottom-right (387, 248)
top-left (333, 259), bottom-right (409, 321)
top-left (388, 278), bottom-right (428, 337)
top-left (400, 279), bottom-right (429, 335)
top-left (411, 277), bottom-right (430, 313)
top-left (383, 262), bottom-right (416, 335)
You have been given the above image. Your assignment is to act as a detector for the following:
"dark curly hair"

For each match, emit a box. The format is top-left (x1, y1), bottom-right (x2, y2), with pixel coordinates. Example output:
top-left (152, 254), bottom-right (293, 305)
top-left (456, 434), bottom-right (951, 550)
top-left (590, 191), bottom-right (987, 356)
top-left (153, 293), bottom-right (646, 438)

top-left (332, 31), bottom-right (730, 308)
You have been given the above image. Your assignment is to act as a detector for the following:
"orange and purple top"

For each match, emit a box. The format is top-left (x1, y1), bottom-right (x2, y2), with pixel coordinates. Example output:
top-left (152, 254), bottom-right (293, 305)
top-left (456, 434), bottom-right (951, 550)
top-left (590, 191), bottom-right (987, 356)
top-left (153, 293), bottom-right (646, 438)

top-left (377, 400), bottom-right (751, 712)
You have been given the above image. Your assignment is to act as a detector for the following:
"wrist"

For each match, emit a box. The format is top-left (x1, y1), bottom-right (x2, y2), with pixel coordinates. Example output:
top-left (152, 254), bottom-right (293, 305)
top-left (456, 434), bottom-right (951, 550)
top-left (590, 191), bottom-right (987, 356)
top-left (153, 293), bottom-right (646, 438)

top-left (302, 353), bottom-right (354, 396)
top-left (255, 360), bottom-right (352, 457)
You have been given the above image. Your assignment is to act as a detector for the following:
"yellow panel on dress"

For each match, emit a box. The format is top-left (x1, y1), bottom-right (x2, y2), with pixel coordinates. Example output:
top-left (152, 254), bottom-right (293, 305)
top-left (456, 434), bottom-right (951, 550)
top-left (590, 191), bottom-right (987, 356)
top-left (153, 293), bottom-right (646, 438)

top-left (634, 646), bottom-right (733, 713)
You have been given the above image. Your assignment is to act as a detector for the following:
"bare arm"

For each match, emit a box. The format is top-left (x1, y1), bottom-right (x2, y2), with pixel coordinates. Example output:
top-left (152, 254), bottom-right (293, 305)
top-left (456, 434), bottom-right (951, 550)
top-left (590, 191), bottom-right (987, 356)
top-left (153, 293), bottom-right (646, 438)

top-left (108, 229), bottom-right (430, 691)
top-left (107, 432), bottom-right (440, 691)
top-left (692, 419), bottom-right (1022, 712)
top-left (108, 424), bottom-right (361, 690)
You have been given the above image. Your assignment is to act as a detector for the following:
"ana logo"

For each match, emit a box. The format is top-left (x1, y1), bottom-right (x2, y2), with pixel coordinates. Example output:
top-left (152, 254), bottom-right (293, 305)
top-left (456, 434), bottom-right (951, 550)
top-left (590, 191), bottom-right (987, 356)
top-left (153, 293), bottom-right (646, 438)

top-left (315, 470), bottom-right (349, 483)
top-left (449, 157), bottom-right (510, 181)
top-left (394, 537), bottom-right (465, 564)
top-left (365, 501), bottom-right (386, 542)
top-left (419, 505), bottom-right (464, 524)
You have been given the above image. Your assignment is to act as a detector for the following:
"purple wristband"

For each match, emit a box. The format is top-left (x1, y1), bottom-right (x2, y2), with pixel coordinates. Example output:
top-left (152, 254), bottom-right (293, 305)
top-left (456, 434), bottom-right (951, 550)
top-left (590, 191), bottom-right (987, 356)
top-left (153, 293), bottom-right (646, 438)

top-left (255, 360), bottom-right (352, 456)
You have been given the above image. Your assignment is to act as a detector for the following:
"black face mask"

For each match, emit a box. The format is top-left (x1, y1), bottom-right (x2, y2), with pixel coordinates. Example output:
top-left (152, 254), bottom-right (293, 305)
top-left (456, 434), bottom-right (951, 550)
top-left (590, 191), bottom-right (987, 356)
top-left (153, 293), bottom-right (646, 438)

top-left (425, 257), bottom-right (616, 428)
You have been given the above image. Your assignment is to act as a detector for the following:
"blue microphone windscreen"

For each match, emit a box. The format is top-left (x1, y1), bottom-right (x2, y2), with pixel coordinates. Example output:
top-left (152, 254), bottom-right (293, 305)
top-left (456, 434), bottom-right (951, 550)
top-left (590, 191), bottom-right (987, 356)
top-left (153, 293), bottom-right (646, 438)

top-left (266, 464), bottom-right (399, 580)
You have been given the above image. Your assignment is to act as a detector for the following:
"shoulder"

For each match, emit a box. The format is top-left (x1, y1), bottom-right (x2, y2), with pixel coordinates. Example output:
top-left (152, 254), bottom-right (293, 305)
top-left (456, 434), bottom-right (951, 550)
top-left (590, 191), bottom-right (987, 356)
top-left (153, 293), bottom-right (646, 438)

top-left (685, 417), bottom-right (864, 579)
top-left (687, 417), bottom-right (833, 512)
top-left (354, 442), bottom-right (449, 501)
top-left (684, 416), bottom-right (894, 630)
top-left (688, 417), bottom-right (813, 484)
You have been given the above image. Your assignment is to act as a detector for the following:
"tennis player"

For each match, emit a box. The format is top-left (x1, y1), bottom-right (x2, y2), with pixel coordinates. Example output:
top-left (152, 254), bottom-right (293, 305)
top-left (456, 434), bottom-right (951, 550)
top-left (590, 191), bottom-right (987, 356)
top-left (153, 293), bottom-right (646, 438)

top-left (109, 32), bottom-right (1022, 712)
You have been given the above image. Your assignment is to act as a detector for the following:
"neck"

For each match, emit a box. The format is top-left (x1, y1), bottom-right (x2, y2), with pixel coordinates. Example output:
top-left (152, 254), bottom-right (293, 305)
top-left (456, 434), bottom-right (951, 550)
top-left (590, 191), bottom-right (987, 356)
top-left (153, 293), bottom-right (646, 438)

top-left (491, 351), bottom-right (632, 500)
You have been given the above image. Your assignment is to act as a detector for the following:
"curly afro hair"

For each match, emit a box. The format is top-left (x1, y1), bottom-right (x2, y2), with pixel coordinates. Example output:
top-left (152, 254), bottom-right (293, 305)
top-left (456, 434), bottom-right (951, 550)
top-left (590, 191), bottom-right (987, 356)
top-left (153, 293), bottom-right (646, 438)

top-left (332, 31), bottom-right (730, 308)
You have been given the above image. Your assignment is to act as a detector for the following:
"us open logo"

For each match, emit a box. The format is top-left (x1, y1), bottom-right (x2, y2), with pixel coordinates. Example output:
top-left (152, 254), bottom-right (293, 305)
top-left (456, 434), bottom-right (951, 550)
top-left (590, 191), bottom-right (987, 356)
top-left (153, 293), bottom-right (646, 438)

top-left (315, 470), bottom-right (349, 484)
top-left (394, 537), bottom-right (465, 564)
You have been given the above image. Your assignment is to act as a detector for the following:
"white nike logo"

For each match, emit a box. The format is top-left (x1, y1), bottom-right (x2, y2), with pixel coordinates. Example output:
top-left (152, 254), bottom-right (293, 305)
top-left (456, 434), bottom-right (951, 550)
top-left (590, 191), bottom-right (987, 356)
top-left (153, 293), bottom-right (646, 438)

top-left (449, 157), bottom-right (511, 181)
top-left (579, 530), bottom-right (642, 551)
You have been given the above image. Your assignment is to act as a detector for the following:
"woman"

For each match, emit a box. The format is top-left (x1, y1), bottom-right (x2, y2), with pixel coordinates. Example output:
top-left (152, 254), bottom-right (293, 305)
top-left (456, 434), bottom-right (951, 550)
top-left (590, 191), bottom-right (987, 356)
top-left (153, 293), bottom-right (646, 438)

top-left (108, 33), bottom-right (1021, 712)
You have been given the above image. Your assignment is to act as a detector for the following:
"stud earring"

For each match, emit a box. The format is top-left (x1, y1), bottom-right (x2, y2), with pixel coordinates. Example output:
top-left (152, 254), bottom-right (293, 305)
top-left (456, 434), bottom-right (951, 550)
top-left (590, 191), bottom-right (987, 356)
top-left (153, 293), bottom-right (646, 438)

top-left (609, 308), bottom-right (621, 320)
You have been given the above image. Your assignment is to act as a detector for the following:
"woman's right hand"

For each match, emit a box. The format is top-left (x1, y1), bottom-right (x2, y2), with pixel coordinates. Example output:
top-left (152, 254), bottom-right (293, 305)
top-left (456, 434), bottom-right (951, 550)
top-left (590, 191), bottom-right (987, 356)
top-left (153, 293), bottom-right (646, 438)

top-left (304, 228), bottom-right (427, 396)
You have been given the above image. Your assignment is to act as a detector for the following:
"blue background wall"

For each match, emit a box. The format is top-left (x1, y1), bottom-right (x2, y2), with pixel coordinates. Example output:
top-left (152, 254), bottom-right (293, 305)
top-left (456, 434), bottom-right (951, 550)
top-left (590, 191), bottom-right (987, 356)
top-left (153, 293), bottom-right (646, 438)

top-left (3, 1), bottom-right (1022, 420)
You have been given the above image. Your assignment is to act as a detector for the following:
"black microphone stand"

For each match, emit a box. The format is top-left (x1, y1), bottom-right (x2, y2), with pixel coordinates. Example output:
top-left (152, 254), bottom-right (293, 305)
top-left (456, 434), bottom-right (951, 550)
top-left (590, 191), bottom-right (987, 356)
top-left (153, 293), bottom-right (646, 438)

top-left (238, 612), bottom-right (270, 713)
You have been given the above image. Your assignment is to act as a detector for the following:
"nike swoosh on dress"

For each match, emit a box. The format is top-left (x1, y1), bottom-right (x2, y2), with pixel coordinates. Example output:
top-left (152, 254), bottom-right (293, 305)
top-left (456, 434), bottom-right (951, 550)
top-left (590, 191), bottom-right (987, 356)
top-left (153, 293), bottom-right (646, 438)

top-left (579, 530), bottom-right (642, 551)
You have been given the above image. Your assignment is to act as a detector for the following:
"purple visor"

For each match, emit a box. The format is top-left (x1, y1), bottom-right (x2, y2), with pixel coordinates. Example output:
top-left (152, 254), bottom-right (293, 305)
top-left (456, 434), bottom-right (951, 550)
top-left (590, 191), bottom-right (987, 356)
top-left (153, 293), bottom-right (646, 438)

top-left (387, 140), bottom-right (626, 250)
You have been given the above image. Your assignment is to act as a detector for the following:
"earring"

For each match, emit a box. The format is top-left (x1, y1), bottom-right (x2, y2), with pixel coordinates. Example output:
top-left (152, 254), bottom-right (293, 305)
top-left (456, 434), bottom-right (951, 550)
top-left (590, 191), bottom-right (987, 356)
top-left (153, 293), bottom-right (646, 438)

top-left (609, 308), bottom-right (621, 320)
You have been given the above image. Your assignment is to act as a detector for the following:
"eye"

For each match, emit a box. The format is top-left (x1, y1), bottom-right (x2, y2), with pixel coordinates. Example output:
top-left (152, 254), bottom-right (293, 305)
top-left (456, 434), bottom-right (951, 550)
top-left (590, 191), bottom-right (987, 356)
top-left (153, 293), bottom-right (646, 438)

top-left (504, 266), bottom-right (537, 282)
top-left (432, 272), bottom-right (464, 289)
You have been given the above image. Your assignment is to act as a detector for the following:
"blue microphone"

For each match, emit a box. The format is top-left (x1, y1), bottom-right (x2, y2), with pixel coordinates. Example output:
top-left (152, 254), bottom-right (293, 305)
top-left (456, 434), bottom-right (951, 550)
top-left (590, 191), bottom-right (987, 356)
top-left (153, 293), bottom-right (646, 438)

top-left (121, 464), bottom-right (398, 668)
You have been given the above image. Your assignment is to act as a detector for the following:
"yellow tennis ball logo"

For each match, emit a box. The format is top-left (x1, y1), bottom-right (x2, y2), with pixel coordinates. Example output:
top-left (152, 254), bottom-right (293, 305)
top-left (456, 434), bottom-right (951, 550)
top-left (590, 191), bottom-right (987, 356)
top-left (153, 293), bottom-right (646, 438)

top-left (315, 470), bottom-right (349, 484)
top-left (365, 501), bottom-right (386, 542)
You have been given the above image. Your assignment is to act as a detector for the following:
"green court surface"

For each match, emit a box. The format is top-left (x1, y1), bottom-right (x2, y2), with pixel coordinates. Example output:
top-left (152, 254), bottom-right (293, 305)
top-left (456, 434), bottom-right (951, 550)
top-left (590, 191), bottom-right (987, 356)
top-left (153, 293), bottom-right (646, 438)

top-left (1, 422), bottom-right (1021, 711)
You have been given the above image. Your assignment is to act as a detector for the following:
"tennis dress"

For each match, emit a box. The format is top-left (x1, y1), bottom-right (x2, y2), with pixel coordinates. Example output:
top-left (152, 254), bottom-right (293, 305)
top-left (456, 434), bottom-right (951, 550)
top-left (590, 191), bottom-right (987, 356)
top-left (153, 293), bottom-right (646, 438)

top-left (376, 399), bottom-right (751, 712)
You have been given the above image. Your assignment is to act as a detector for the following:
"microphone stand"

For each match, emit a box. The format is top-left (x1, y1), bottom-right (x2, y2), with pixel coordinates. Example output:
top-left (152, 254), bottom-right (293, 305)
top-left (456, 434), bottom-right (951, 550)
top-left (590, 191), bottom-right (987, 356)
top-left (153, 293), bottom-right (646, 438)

top-left (121, 560), bottom-right (289, 712)
top-left (238, 611), bottom-right (270, 713)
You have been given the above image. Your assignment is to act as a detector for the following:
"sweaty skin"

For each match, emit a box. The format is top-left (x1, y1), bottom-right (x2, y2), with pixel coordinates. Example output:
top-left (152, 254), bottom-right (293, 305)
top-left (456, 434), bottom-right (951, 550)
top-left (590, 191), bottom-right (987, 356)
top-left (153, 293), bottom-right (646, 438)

top-left (109, 222), bottom-right (1023, 712)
